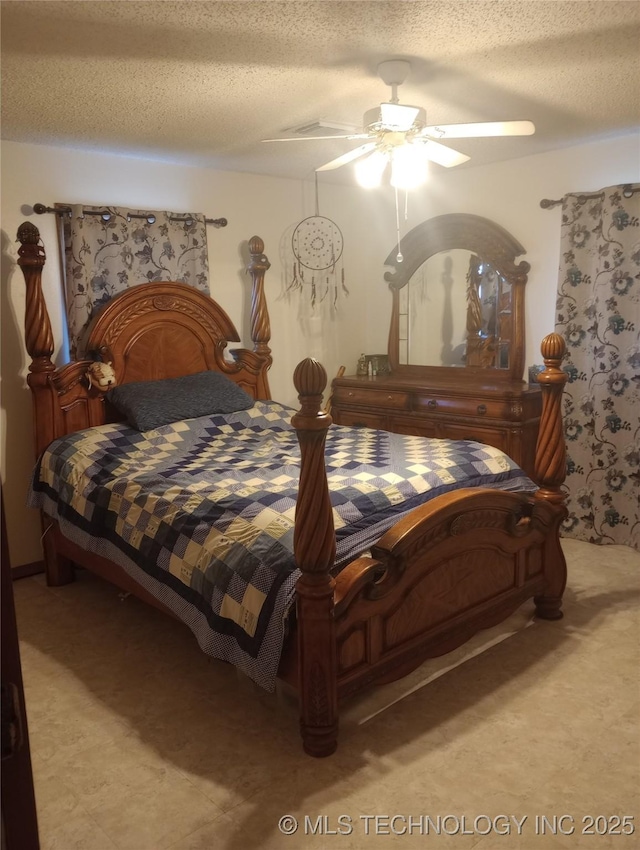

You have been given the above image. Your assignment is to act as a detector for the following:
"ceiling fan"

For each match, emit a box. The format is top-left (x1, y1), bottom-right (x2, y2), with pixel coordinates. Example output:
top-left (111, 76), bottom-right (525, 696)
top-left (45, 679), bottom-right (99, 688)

top-left (262, 60), bottom-right (535, 188)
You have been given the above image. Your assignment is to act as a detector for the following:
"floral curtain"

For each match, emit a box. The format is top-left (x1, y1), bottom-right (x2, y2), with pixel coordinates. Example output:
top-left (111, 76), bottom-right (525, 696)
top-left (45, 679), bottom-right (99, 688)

top-left (555, 184), bottom-right (640, 550)
top-left (57, 205), bottom-right (210, 357)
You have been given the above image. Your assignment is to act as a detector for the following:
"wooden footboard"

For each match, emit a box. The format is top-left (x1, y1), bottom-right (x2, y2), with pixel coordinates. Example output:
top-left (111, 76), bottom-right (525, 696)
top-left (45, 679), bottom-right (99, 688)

top-left (291, 335), bottom-right (567, 756)
top-left (332, 488), bottom-right (564, 700)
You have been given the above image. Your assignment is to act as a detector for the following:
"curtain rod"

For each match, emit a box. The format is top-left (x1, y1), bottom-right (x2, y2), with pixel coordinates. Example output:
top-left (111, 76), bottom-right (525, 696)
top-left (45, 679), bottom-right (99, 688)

top-left (540, 183), bottom-right (638, 209)
top-left (32, 203), bottom-right (227, 228)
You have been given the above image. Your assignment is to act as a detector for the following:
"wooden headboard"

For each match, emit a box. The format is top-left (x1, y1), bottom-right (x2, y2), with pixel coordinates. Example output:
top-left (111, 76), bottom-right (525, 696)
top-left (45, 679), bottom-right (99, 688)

top-left (17, 222), bottom-right (272, 457)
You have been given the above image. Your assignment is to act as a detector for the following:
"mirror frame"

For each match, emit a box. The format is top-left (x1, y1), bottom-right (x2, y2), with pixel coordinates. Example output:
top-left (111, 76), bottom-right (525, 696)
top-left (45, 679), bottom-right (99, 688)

top-left (385, 213), bottom-right (530, 383)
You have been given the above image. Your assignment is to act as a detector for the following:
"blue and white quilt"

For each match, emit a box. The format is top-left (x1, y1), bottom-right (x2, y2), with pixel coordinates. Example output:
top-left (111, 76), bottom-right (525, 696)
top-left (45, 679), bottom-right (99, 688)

top-left (28, 400), bottom-right (534, 690)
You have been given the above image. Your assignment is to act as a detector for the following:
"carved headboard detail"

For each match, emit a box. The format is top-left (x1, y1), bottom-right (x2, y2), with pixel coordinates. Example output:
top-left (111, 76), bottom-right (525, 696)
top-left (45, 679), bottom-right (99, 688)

top-left (17, 224), bottom-right (272, 457)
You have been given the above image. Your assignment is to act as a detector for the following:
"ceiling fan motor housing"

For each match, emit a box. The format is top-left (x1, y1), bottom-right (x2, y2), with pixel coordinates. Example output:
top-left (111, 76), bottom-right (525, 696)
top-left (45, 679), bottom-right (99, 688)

top-left (364, 103), bottom-right (427, 134)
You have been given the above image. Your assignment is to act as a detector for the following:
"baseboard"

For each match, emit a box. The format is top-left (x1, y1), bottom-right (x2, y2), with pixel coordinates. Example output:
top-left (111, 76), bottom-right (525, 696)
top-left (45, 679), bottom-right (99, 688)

top-left (11, 561), bottom-right (45, 580)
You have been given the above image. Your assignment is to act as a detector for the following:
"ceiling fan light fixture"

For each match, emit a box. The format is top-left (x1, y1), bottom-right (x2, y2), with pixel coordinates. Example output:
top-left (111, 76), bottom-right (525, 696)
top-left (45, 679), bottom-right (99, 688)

top-left (390, 143), bottom-right (429, 190)
top-left (262, 60), bottom-right (535, 177)
top-left (364, 103), bottom-right (425, 134)
top-left (378, 102), bottom-right (422, 132)
top-left (355, 150), bottom-right (389, 188)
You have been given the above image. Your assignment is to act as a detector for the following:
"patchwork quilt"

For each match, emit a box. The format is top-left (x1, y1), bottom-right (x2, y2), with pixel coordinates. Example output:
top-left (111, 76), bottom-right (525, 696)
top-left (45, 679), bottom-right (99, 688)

top-left (28, 400), bottom-right (535, 691)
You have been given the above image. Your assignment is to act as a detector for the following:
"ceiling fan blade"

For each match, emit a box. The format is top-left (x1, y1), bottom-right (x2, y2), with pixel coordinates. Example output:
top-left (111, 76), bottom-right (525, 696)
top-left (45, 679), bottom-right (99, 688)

top-left (415, 140), bottom-right (470, 168)
top-left (315, 143), bottom-right (378, 172)
top-left (423, 120), bottom-right (535, 139)
top-left (261, 134), bottom-right (371, 143)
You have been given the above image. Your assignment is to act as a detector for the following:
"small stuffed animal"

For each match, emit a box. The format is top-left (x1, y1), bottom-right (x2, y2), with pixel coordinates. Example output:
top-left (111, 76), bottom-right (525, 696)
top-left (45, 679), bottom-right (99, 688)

top-left (86, 360), bottom-right (116, 392)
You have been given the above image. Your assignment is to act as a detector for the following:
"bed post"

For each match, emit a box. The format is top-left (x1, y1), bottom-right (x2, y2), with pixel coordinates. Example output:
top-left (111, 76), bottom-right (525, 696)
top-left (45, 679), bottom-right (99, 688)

top-left (292, 359), bottom-right (338, 757)
top-left (16, 223), bottom-right (58, 458)
top-left (533, 333), bottom-right (568, 620)
top-left (17, 222), bottom-right (74, 586)
top-left (246, 236), bottom-right (272, 399)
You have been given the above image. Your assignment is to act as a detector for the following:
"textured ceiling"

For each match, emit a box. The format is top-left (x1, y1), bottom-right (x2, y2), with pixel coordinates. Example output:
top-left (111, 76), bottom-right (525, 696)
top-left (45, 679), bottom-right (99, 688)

top-left (1, 1), bottom-right (639, 184)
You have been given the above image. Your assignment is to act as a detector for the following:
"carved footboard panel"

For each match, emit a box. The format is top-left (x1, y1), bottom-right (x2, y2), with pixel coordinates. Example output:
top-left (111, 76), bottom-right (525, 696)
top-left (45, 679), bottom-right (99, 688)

top-left (332, 489), bottom-right (566, 701)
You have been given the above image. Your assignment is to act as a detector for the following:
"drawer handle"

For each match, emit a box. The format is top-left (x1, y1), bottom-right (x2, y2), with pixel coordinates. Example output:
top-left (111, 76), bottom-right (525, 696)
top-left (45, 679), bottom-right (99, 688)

top-left (427, 399), bottom-right (438, 409)
top-left (387, 394), bottom-right (394, 400)
top-left (477, 404), bottom-right (487, 415)
top-left (348, 392), bottom-right (354, 397)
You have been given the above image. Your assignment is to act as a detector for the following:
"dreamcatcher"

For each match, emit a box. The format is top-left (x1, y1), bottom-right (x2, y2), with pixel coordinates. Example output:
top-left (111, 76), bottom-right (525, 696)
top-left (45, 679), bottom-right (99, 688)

top-left (288, 177), bottom-right (348, 309)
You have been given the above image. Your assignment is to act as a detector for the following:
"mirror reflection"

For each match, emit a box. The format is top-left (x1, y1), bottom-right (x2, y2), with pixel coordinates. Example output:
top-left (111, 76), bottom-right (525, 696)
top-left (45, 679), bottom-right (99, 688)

top-left (398, 249), bottom-right (512, 369)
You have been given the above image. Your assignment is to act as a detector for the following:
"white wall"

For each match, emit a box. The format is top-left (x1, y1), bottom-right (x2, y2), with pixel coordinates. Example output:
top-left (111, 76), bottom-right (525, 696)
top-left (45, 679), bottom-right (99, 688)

top-left (2, 132), bottom-right (638, 567)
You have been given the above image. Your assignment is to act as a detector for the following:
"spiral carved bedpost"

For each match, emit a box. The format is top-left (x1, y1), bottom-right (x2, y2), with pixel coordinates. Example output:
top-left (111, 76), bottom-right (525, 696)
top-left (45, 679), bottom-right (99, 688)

top-left (292, 359), bottom-right (338, 757)
top-left (246, 236), bottom-right (272, 399)
top-left (533, 333), bottom-right (568, 620)
top-left (17, 222), bottom-right (74, 586)
top-left (16, 223), bottom-right (57, 458)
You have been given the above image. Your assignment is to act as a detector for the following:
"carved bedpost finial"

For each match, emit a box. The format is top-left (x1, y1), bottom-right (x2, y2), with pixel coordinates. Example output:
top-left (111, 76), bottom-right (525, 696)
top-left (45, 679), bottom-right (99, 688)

top-left (248, 235), bottom-right (265, 257)
top-left (293, 357), bottom-right (328, 414)
top-left (17, 221), bottom-right (44, 250)
top-left (535, 333), bottom-right (568, 504)
top-left (291, 357), bottom-right (338, 757)
top-left (246, 235), bottom-right (272, 396)
top-left (540, 332), bottom-right (565, 364)
top-left (16, 221), bottom-right (55, 373)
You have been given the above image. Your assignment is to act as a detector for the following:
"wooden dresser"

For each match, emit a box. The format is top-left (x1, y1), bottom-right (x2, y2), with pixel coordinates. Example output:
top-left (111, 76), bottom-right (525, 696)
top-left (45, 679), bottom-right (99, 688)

top-left (331, 372), bottom-right (542, 481)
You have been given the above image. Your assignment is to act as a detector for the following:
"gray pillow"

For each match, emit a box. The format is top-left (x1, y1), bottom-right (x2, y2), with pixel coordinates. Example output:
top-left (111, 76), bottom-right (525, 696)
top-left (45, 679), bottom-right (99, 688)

top-left (106, 371), bottom-right (254, 431)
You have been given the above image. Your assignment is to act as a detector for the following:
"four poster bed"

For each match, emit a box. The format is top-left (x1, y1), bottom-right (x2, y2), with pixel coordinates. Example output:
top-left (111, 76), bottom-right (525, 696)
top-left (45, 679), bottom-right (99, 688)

top-left (17, 221), bottom-right (568, 757)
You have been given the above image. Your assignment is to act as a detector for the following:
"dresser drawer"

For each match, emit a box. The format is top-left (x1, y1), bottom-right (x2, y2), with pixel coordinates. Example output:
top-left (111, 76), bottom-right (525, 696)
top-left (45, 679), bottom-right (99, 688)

top-left (388, 417), bottom-right (438, 439)
top-left (333, 410), bottom-right (386, 430)
top-left (414, 393), bottom-right (511, 420)
top-left (333, 387), bottom-right (410, 411)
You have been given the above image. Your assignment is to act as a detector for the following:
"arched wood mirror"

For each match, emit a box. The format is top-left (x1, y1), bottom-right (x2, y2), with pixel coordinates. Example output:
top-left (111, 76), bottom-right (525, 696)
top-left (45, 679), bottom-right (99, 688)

top-left (385, 213), bottom-right (530, 383)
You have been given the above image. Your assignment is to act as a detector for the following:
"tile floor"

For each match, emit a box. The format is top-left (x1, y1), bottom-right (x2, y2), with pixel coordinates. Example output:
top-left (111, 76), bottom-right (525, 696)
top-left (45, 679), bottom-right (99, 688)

top-left (13, 538), bottom-right (640, 849)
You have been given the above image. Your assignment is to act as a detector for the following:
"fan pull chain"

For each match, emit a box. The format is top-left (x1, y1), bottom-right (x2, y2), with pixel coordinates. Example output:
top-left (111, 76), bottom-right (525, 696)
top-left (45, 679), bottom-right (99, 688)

top-left (394, 186), bottom-right (403, 263)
